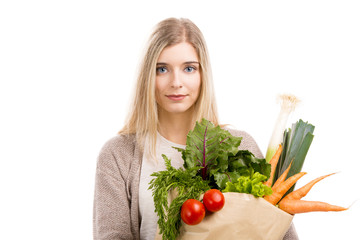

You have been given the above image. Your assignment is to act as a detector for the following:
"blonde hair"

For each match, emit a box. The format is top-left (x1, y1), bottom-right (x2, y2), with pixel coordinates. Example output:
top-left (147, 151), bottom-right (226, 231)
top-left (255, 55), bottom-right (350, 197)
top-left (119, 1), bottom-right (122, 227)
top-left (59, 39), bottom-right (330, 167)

top-left (119, 18), bottom-right (219, 157)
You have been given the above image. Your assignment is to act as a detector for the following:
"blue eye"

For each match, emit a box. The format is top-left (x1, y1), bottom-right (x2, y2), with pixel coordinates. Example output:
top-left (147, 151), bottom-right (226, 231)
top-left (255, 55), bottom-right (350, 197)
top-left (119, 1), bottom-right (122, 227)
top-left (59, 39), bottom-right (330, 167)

top-left (185, 66), bottom-right (195, 72)
top-left (156, 67), bottom-right (167, 74)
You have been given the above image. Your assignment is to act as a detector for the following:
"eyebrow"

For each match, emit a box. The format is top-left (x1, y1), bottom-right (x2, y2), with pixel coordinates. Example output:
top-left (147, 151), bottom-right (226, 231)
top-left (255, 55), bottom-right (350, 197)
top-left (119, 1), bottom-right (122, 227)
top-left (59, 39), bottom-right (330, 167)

top-left (156, 61), bottom-right (200, 66)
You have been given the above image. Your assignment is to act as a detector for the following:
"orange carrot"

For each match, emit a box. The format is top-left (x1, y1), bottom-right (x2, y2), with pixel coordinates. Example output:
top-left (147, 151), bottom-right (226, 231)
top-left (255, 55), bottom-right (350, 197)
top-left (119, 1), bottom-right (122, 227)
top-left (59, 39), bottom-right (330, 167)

top-left (264, 172), bottom-right (307, 205)
top-left (278, 199), bottom-right (347, 214)
top-left (278, 172), bottom-right (347, 214)
top-left (272, 161), bottom-right (293, 190)
top-left (283, 172), bottom-right (336, 201)
top-left (264, 144), bottom-right (283, 187)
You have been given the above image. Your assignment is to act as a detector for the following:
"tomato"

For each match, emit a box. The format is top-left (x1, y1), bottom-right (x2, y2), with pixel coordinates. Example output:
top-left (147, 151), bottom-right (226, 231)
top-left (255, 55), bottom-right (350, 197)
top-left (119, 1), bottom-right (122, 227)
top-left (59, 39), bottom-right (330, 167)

top-left (180, 199), bottom-right (206, 225)
top-left (202, 189), bottom-right (225, 212)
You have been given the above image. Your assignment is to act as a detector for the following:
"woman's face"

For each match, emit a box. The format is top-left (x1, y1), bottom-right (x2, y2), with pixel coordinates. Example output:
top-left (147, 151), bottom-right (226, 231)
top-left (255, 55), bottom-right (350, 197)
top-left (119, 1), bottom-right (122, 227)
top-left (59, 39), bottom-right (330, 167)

top-left (155, 42), bottom-right (201, 117)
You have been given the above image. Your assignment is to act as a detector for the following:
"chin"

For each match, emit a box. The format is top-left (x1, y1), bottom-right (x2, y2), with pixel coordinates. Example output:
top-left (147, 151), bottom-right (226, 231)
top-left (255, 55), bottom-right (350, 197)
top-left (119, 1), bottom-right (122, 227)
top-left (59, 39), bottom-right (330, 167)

top-left (163, 105), bottom-right (193, 115)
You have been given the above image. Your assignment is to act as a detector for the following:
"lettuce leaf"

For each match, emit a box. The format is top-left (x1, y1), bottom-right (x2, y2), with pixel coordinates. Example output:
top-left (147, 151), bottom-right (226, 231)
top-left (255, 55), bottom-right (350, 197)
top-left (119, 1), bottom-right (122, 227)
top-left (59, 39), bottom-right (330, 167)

top-left (223, 172), bottom-right (273, 197)
top-left (213, 150), bottom-right (271, 189)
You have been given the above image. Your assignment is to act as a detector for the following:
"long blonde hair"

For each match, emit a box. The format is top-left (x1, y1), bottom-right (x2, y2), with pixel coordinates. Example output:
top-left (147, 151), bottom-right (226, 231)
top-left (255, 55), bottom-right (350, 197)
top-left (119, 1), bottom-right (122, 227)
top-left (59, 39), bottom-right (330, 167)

top-left (119, 18), bottom-right (219, 157)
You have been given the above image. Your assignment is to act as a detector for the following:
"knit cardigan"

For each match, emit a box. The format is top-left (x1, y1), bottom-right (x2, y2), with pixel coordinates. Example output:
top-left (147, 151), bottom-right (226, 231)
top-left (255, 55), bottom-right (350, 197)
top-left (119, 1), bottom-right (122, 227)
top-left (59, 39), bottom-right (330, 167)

top-left (93, 129), bottom-right (299, 240)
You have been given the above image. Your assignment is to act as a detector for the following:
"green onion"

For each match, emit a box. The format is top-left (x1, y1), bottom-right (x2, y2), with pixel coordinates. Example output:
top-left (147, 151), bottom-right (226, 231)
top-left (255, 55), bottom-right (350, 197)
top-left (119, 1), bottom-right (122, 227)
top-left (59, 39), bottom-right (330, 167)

top-left (265, 94), bottom-right (300, 163)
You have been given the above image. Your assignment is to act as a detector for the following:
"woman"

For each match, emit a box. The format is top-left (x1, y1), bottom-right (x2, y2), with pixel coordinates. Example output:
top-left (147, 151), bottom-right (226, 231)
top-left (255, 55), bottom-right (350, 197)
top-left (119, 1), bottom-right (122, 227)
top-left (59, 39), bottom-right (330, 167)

top-left (93, 18), bottom-right (298, 240)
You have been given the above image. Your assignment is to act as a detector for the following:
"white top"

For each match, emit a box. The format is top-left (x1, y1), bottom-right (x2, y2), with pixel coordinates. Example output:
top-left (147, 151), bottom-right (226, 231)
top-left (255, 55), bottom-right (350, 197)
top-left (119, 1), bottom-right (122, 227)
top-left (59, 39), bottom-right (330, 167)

top-left (139, 132), bottom-right (185, 240)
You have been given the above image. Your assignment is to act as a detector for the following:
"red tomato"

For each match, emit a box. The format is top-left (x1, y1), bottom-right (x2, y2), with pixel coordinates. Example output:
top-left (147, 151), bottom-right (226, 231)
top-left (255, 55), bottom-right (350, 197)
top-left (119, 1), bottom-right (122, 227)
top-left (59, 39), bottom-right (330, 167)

top-left (180, 199), bottom-right (206, 225)
top-left (202, 189), bottom-right (225, 212)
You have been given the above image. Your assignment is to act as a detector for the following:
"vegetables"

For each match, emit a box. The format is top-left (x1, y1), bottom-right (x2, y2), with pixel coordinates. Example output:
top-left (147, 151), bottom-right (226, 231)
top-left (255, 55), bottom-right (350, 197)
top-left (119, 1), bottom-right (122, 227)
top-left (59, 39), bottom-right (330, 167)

top-left (265, 94), bottom-right (300, 163)
top-left (181, 189), bottom-right (225, 226)
top-left (273, 119), bottom-right (315, 194)
top-left (279, 199), bottom-right (348, 214)
top-left (264, 171), bottom-right (307, 205)
top-left (181, 199), bottom-right (206, 225)
top-left (281, 173), bottom-right (335, 201)
top-left (264, 161), bottom-right (304, 205)
top-left (203, 189), bottom-right (225, 212)
top-left (265, 95), bottom-right (314, 198)
top-left (150, 116), bottom-right (346, 240)
top-left (264, 144), bottom-right (283, 187)
top-left (272, 161), bottom-right (293, 190)
top-left (150, 118), bottom-right (271, 239)
top-left (213, 150), bottom-right (271, 190)
top-left (264, 154), bottom-right (348, 214)
top-left (174, 119), bottom-right (271, 191)
top-left (148, 156), bottom-right (210, 240)
top-left (174, 119), bottom-right (242, 182)
top-left (278, 173), bottom-right (347, 214)
top-left (264, 97), bottom-right (348, 215)
top-left (223, 172), bottom-right (272, 197)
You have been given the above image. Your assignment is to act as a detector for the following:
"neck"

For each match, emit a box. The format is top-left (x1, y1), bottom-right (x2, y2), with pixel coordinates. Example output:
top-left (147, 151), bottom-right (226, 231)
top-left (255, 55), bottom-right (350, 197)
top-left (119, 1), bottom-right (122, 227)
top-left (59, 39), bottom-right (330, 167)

top-left (158, 109), bottom-right (195, 145)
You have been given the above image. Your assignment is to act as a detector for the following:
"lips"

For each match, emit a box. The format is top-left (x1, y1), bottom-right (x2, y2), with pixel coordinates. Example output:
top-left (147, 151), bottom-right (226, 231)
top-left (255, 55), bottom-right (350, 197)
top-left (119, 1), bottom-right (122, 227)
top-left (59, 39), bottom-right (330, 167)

top-left (166, 94), bottom-right (187, 101)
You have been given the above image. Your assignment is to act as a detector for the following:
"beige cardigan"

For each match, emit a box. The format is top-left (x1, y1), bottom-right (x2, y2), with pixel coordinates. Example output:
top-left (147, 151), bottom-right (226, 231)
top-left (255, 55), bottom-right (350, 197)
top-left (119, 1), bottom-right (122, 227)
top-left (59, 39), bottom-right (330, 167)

top-left (93, 129), bottom-right (299, 240)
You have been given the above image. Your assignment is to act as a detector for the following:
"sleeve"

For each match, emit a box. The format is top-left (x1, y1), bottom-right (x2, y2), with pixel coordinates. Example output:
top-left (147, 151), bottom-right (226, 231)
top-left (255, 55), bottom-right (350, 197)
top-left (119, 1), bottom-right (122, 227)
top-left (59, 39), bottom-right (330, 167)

top-left (228, 129), bottom-right (299, 240)
top-left (93, 137), bottom-right (134, 240)
top-left (283, 223), bottom-right (299, 240)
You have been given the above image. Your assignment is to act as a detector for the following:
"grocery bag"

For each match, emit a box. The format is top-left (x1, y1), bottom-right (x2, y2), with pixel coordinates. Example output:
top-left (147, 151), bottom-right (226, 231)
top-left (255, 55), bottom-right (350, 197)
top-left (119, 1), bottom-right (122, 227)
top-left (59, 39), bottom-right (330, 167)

top-left (155, 192), bottom-right (293, 240)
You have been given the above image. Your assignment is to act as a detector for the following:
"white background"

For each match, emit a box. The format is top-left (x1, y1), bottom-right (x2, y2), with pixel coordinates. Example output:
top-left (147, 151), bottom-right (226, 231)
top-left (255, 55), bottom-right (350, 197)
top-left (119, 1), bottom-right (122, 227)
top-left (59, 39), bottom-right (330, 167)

top-left (1, 0), bottom-right (359, 239)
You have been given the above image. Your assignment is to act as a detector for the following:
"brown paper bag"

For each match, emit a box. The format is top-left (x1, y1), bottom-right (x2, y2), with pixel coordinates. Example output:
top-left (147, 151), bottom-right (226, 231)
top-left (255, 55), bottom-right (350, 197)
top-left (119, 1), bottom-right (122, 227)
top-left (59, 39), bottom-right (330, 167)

top-left (155, 192), bottom-right (293, 240)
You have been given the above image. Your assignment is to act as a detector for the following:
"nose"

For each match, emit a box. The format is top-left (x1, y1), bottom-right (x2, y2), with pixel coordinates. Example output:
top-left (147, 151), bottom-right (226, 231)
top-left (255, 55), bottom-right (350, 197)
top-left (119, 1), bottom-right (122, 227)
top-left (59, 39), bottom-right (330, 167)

top-left (171, 70), bottom-right (183, 88)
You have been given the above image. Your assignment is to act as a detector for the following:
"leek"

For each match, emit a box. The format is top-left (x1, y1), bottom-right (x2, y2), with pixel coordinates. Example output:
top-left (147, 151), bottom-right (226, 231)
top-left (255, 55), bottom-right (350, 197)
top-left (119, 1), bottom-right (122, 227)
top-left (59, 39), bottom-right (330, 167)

top-left (275, 119), bottom-right (315, 185)
top-left (265, 94), bottom-right (300, 163)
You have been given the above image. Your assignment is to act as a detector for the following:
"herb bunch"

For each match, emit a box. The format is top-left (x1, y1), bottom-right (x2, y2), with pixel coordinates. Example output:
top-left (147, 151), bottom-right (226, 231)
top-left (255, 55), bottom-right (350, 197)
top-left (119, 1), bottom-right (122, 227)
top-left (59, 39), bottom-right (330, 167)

top-left (148, 155), bottom-right (210, 240)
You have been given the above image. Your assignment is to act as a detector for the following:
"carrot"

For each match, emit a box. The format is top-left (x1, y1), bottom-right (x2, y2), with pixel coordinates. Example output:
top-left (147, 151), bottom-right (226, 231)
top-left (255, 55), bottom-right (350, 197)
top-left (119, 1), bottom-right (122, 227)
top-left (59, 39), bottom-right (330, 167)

top-left (264, 171), bottom-right (307, 205)
top-left (282, 172), bottom-right (336, 201)
top-left (278, 199), bottom-right (347, 214)
top-left (277, 172), bottom-right (347, 214)
top-left (272, 160), bottom-right (293, 190)
top-left (264, 144), bottom-right (283, 187)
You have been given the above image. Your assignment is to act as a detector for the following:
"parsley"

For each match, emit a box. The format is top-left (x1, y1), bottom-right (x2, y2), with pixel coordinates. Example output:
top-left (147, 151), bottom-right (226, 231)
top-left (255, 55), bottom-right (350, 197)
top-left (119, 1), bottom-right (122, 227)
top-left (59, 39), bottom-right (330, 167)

top-left (148, 155), bottom-right (210, 240)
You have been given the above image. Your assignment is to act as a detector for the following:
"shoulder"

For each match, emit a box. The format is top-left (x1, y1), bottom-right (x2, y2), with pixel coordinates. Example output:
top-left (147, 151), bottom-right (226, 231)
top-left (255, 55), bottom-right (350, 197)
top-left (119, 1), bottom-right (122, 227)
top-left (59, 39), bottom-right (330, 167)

top-left (225, 128), bottom-right (253, 140)
top-left (224, 127), bottom-right (264, 159)
top-left (96, 134), bottom-right (139, 176)
top-left (100, 133), bottom-right (137, 155)
top-left (225, 127), bottom-right (256, 146)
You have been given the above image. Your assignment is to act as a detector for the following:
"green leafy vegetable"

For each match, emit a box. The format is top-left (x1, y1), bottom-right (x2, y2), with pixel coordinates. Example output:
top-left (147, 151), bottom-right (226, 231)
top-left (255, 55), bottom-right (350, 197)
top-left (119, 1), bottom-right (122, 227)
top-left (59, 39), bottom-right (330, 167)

top-left (223, 172), bottom-right (273, 197)
top-left (274, 119), bottom-right (315, 194)
top-left (174, 118), bottom-right (270, 190)
top-left (213, 150), bottom-right (271, 189)
top-left (174, 118), bottom-right (242, 181)
top-left (148, 155), bottom-right (210, 240)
